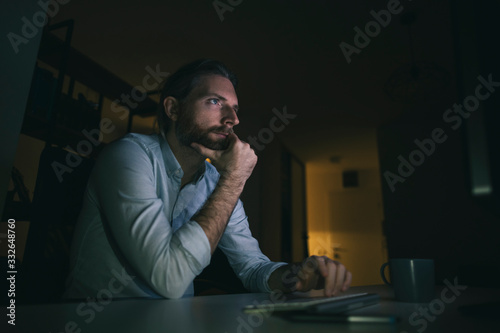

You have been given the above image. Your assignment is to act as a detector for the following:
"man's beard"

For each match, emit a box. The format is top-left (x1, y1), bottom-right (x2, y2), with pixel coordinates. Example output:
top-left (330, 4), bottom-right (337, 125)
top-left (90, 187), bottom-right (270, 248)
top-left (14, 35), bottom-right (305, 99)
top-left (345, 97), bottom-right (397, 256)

top-left (175, 111), bottom-right (231, 151)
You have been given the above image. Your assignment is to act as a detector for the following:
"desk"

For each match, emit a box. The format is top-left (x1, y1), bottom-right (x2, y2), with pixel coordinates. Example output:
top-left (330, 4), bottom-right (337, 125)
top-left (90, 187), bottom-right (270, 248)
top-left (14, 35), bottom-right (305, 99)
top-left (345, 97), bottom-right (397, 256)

top-left (4, 285), bottom-right (499, 333)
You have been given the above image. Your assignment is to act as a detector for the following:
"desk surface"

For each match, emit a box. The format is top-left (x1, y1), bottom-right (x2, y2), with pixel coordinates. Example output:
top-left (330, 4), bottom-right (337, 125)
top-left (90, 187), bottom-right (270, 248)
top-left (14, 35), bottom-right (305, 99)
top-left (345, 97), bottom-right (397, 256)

top-left (4, 285), bottom-right (500, 333)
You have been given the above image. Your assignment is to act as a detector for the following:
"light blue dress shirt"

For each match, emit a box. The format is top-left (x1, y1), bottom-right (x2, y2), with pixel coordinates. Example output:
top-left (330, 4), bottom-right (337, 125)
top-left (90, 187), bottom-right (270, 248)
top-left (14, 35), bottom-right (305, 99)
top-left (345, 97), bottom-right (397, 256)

top-left (64, 133), bottom-right (286, 299)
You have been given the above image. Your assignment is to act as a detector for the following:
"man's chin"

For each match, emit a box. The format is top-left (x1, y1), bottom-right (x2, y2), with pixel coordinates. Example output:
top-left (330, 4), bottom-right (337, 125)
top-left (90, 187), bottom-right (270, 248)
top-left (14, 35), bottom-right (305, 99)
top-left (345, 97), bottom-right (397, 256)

top-left (193, 139), bottom-right (228, 151)
top-left (204, 141), bottom-right (228, 151)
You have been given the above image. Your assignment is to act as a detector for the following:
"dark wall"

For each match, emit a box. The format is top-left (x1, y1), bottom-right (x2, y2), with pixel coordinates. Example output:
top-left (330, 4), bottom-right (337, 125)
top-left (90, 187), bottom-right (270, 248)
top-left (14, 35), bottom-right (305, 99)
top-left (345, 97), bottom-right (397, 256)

top-left (0, 1), bottom-right (44, 218)
top-left (377, 1), bottom-right (500, 287)
top-left (378, 115), bottom-right (500, 286)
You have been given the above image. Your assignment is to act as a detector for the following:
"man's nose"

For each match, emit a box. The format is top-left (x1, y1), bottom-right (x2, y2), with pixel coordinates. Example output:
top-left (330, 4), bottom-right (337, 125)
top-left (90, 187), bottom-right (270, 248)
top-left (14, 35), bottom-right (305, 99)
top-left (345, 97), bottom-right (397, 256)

top-left (222, 106), bottom-right (239, 126)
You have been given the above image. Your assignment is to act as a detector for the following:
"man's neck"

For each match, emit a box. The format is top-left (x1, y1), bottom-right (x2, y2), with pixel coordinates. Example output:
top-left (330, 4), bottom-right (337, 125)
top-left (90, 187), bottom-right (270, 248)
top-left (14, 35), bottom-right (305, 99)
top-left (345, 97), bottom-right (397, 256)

top-left (165, 131), bottom-right (205, 187)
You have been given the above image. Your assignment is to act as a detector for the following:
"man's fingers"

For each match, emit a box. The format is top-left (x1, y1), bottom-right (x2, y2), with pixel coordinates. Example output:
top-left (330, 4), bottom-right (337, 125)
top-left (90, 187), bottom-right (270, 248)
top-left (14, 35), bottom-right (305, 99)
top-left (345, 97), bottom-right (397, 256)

top-left (324, 260), bottom-right (338, 297)
top-left (227, 131), bottom-right (238, 143)
top-left (342, 271), bottom-right (353, 292)
top-left (295, 256), bottom-right (352, 296)
top-left (316, 256), bottom-right (329, 277)
top-left (293, 256), bottom-right (352, 296)
top-left (321, 260), bottom-right (351, 297)
top-left (333, 262), bottom-right (347, 295)
top-left (295, 270), bottom-right (313, 291)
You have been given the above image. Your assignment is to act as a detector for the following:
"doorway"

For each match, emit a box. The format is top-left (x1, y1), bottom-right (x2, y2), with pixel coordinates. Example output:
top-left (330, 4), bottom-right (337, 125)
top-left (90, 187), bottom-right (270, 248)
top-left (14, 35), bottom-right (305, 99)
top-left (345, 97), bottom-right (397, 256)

top-left (306, 166), bottom-right (387, 286)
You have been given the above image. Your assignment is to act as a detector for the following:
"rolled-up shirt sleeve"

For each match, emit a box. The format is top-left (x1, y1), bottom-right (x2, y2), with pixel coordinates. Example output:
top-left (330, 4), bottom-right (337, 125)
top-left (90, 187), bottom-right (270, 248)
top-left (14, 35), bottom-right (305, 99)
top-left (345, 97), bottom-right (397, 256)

top-left (92, 139), bottom-right (211, 299)
top-left (218, 200), bottom-right (287, 293)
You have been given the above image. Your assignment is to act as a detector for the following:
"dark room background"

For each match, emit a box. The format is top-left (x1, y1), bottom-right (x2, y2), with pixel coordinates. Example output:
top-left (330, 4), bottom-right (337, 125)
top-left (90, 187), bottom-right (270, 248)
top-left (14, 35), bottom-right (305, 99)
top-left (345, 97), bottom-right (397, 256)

top-left (1, 0), bottom-right (499, 303)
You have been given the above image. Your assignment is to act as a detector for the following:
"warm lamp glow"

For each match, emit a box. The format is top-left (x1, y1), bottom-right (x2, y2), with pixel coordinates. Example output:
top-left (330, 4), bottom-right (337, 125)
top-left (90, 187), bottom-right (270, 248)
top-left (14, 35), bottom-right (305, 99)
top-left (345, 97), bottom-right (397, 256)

top-left (307, 231), bottom-right (334, 259)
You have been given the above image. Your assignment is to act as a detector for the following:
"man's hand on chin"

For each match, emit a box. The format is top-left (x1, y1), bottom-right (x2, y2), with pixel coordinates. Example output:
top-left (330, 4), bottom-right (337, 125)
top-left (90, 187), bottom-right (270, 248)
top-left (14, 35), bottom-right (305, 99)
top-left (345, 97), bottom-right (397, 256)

top-left (190, 133), bottom-right (257, 185)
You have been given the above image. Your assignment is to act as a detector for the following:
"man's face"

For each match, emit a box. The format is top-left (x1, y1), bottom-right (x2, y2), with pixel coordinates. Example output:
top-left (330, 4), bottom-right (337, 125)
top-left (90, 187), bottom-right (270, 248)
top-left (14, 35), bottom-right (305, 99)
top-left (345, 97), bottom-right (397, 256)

top-left (175, 75), bottom-right (239, 150)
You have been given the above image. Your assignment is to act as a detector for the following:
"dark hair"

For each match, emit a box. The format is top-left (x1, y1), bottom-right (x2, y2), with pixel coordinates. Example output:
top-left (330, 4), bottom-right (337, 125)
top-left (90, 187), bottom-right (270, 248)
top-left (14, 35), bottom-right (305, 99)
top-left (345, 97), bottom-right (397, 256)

top-left (157, 59), bottom-right (238, 134)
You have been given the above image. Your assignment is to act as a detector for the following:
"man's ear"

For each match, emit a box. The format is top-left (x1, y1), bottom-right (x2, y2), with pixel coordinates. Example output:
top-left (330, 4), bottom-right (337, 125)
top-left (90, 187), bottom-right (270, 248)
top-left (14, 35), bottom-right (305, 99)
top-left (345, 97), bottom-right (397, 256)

top-left (163, 96), bottom-right (179, 121)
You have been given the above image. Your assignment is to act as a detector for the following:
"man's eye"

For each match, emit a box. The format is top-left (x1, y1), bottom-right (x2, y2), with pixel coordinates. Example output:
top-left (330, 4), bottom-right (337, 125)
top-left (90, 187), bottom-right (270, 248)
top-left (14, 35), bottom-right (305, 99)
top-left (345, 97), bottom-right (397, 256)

top-left (209, 98), bottom-right (220, 105)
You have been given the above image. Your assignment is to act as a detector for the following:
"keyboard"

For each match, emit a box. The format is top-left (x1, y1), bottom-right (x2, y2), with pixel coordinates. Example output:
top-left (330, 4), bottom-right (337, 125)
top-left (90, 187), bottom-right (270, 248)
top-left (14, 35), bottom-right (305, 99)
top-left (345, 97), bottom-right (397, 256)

top-left (243, 292), bottom-right (377, 313)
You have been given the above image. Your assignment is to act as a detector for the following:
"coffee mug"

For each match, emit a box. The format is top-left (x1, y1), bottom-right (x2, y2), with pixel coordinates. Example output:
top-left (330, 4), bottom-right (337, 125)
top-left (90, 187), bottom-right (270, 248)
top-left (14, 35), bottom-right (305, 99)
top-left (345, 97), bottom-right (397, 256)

top-left (380, 258), bottom-right (435, 302)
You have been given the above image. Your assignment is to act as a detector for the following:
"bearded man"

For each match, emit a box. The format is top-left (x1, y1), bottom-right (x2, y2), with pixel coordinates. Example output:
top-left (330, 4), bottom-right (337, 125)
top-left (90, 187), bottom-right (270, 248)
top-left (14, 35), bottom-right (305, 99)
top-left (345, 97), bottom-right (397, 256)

top-left (64, 59), bottom-right (352, 299)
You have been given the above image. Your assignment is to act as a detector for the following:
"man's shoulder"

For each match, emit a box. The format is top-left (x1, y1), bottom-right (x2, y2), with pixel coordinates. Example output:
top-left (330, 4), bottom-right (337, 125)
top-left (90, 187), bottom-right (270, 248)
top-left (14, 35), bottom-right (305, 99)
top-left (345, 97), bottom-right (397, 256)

top-left (98, 133), bottom-right (161, 163)
top-left (105, 133), bottom-right (161, 153)
top-left (120, 132), bottom-right (161, 147)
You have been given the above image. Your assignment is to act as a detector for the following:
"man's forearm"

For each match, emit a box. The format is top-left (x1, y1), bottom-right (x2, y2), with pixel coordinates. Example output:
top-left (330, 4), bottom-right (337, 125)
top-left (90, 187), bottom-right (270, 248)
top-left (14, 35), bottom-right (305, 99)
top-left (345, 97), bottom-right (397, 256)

top-left (192, 175), bottom-right (245, 253)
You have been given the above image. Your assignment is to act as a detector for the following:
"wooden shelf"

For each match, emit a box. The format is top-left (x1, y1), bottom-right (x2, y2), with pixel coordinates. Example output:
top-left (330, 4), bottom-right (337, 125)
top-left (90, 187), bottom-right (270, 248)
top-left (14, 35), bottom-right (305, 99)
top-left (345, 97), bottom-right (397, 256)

top-left (37, 32), bottom-right (158, 116)
top-left (21, 112), bottom-right (104, 157)
top-left (22, 27), bottom-right (159, 149)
